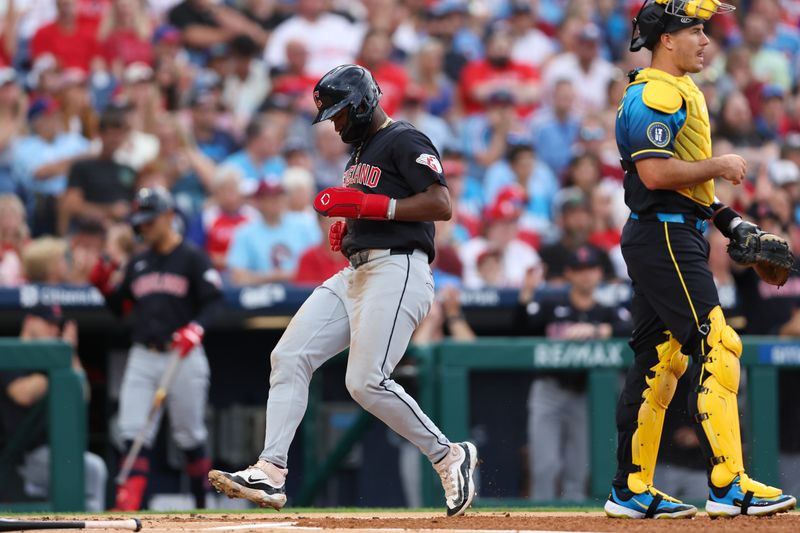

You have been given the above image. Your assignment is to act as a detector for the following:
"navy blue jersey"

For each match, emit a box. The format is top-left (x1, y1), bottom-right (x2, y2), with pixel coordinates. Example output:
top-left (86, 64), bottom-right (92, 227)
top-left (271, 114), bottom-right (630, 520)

top-left (105, 240), bottom-right (223, 347)
top-left (616, 83), bottom-right (711, 218)
top-left (340, 121), bottom-right (447, 261)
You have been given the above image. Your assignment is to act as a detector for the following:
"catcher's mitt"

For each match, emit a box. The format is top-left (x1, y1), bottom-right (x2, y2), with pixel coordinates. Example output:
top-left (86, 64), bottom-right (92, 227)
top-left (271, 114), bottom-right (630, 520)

top-left (727, 221), bottom-right (794, 286)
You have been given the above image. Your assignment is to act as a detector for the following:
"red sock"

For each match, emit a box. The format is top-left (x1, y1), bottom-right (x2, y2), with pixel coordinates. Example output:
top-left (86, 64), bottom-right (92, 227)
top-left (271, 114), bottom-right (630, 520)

top-left (113, 475), bottom-right (147, 511)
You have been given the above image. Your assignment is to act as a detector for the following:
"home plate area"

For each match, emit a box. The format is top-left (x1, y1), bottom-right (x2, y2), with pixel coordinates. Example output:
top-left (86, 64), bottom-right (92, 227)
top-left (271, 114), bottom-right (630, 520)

top-left (34, 511), bottom-right (799, 533)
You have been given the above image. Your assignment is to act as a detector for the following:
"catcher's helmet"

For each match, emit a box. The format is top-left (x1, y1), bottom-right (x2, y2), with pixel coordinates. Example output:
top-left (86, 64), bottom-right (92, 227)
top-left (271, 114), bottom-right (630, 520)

top-left (312, 65), bottom-right (382, 144)
top-left (129, 186), bottom-right (174, 227)
top-left (630, 0), bottom-right (735, 52)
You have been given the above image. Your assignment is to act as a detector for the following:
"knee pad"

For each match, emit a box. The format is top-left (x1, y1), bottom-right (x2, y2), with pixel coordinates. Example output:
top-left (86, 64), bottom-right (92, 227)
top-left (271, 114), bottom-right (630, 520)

top-left (694, 306), bottom-right (745, 486)
top-left (630, 333), bottom-right (688, 489)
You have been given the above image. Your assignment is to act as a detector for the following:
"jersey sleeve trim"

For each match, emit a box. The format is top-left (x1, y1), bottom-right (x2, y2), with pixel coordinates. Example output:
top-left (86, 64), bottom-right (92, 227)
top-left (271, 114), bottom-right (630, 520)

top-left (632, 148), bottom-right (674, 159)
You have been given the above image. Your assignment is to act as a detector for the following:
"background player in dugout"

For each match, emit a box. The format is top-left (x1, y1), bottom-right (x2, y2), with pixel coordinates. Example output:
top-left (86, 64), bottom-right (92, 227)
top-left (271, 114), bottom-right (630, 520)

top-left (604, 0), bottom-right (796, 519)
top-left (90, 187), bottom-right (223, 511)
top-left (209, 64), bottom-right (478, 517)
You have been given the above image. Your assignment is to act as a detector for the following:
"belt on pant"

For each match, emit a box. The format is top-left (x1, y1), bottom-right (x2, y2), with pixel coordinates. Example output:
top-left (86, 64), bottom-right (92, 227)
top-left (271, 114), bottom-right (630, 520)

top-left (143, 341), bottom-right (171, 353)
top-left (348, 248), bottom-right (417, 269)
top-left (630, 212), bottom-right (708, 232)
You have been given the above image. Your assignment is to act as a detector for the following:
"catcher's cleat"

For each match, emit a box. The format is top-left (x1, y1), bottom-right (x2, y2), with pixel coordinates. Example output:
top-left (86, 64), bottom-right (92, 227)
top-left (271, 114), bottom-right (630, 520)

top-left (604, 485), bottom-right (697, 519)
top-left (706, 474), bottom-right (796, 518)
top-left (208, 461), bottom-right (287, 510)
top-left (433, 442), bottom-right (478, 517)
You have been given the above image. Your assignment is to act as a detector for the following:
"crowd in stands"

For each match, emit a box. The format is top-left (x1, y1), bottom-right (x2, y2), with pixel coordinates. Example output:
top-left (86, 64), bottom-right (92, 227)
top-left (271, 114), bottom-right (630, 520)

top-left (0, 0), bottom-right (796, 295)
top-left (1, 0), bottom-right (800, 505)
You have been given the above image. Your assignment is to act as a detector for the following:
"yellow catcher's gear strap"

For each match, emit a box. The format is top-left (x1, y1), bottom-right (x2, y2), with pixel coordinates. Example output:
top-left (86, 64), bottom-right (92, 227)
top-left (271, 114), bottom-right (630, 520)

top-left (628, 333), bottom-right (688, 491)
top-left (629, 68), bottom-right (714, 207)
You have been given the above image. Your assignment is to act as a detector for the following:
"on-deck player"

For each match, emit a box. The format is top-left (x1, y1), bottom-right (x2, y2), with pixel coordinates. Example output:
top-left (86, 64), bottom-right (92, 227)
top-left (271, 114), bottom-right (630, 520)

top-left (90, 186), bottom-right (223, 510)
top-left (209, 64), bottom-right (478, 516)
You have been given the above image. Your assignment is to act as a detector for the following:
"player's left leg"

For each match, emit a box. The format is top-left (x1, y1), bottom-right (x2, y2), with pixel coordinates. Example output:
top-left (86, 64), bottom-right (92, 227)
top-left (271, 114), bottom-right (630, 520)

top-left (685, 306), bottom-right (796, 517)
top-left (165, 345), bottom-right (211, 508)
top-left (344, 251), bottom-right (477, 516)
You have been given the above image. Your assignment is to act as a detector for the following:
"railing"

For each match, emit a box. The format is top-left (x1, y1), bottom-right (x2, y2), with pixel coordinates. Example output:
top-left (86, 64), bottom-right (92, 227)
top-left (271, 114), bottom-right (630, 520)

top-left (0, 340), bottom-right (86, 511)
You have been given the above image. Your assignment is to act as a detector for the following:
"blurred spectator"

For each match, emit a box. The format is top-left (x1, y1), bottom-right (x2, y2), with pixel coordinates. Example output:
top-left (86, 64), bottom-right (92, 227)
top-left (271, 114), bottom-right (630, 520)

top-left (120, 62), bottom-right (161, 135)
top-left (189, 90), bottom-right (237, 163)
top-left (0, 305), bottom-right (106, 510)
top-left (22, 236), bottom-right (69, 283)
top-left (293, 214), bottom-right (349, 285)
top-left (222, 119), bottom-right (286, 184)
top-left (587, 180), bottom-right (623, 253)
top-left (27, 54), bottom-right (61, 99)
top-left (269, 39), bottom-right (316, 107)
top-left (431, 217), bottom-right (466, 284)
top-left (543, 22), bottom-right (616, 115)
top-left (508, 2), bottom-right (556, 69)
top-left (562, 153), bottom-right (602, 199)
top-left (539, 189), bottom-right (615, 284)
top-left (240, 0), bottom-right (290, 32)
top-left (188, 165), bottom-right (257, 272)
top-left (59, 107), bottom-right (135, 234)
top-left (65, 217), bottom-right (105, 284)
top-left (153, 114), bottom-right (216, 217)
top-left (0, 0), bottom-right (19, 67)
top-left (410, 38), bottom-right (455, 119)
top-left (440, 148), bottom-right (482, 234)
top-left (97, 0), bottom-right (154, 73)
top-left (226, 180), bottom-right (317, 285)
top-left (222, 35), bottom-right (269, 132)
top-left (425, 1), bottom-right (479, 80)
top-left (396, 86), bottom-right (452, 154)
top-left (0, 194), bottom-right (28, 286)
top-left (515, 246), bottom-right (631, 501)
top-left (282, 165), bottom-right (321, 242)
top-left (715, 91), bottom-right (762, 149)
top-left (530, 79), bottom-right (581, 177)
top-left (461, 90), bottom-right (526, 178)
top-left (483, 143), bottom-right (558, 235)
top-left (311, 120), bottom-right (350, 188)
top-left (0, 68), bottom-right (25, 197)
top-left (57, 68), bottom-right (98, 139)
top-left (459, 187), bottom-right (542, 289)
top-left (265, 0), bottom-right (359, 77)
top-left (30, 0), bottom-right (100, 72)
top-left (412, 285), bottom-right (476, 345)
top-left (573, 115), bottom-right (623, 181)
top-left (357, 29), bottom-right (408, 116)
top-left (458, 26), bottom-right (540, 117)
top-left (168, 0), bottom-right (267, 57)
top-left (112, 102), bottom-right (160, 171)
top-left (755, 84), bottom-right (791, 142)
top-left (742, 13), bottom-right (792, 92)
top-left (11, 96), bottom-right (91, 236)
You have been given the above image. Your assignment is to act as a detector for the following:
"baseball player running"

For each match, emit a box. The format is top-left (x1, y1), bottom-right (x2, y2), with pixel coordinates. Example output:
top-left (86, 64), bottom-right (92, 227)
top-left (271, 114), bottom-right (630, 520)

top-left (209, 65), bottom-right (478, 516)
top-left (90, 187), bottom-right (223, 510)
top-left (606, 0), bottom-right (795, 519)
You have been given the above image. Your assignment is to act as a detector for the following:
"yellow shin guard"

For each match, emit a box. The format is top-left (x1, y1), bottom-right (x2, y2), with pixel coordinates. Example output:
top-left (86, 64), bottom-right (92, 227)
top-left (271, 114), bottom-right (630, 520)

top-left (695, 306), bottom-right (780, 496)
top-left (628, 333), bottom-right (688, 493)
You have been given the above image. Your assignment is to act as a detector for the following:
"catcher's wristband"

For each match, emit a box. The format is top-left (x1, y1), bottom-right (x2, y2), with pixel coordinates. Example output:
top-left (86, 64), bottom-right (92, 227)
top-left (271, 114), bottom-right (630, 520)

top-left (712, 206), bottom-right (741, 238)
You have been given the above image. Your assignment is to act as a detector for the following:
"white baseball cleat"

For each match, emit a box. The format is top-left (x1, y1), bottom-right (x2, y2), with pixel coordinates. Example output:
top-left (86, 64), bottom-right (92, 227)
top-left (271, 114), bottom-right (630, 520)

top-left (208, 460), bottom-right (288, 510)
top-left (434, 442), bottom-right (478, 517)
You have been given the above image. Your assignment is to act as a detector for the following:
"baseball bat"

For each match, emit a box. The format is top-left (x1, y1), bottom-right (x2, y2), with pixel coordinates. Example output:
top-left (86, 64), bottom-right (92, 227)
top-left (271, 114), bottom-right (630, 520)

top-left (116, 351), bottom-right (183, 485)
top-left (0, 518), bottom-right (141, 531)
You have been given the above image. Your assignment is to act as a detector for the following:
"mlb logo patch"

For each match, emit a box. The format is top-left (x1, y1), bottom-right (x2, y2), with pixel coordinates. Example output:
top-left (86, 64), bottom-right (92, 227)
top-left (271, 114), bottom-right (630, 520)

top-left (415, 154), bottom-right (442, 173)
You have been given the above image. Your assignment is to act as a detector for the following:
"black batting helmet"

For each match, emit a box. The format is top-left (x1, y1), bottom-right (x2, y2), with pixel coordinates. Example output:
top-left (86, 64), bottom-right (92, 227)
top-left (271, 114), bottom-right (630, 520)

top-left (630, 0), bottom-right (735, 52)
top-left (129, 186), bottom-right (174, 227)
top-left (312, 65), bottom-right (382, 144)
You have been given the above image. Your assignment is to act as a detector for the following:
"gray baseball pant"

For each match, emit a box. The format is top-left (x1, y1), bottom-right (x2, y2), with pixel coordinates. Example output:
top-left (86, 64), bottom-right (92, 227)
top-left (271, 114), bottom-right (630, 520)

top-left (117, 345), bottom-right (210, 449)
top-left (19, 445), bottom-right (107, 511)
top-left (260, 249), bottom-right (452, 467)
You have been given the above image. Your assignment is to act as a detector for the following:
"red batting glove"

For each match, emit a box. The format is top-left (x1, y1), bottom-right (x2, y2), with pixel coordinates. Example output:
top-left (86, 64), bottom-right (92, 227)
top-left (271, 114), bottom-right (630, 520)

top-left (314, 187), bottom-right (391, 219)
top-left (171, 322), bottom-right (204, 358)
top-left (88, 256), bottom-right (119, 297)
top-left (328, 220), bottom-right (347, 252)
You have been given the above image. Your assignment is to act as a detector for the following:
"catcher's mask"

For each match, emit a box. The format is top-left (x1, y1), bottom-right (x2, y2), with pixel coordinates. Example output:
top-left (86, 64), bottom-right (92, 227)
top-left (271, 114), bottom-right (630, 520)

top-left (312, 64), bottom-right (382, 145)
top-left (630, 0), bottom-right (735, 52)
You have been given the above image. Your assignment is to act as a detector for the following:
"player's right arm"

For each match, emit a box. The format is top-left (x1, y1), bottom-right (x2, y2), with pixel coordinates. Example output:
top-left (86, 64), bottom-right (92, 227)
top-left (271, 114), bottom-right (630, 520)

top-left (622, 85), bottom-right (746, 190)
top-left (636, 154), bottom-right (746, 190)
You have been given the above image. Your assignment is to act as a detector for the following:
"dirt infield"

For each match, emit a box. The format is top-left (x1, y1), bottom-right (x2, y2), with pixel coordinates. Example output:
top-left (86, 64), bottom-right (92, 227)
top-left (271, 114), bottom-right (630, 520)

top-left (9, 511), bottom-right (799, 533)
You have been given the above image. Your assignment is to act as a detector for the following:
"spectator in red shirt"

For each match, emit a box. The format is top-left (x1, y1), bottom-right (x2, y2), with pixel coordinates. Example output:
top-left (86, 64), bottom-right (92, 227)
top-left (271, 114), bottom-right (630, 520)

top-left (458, 26), bottom-right (540, 117)
top-left (198, 165), bottom-right (258, 272)
top-left (97, 0), bottom-right (154, 74)
top-left (357, 29), bottom-right (408, 116)
top-left (31, 0), bottom-right (101, 72)
top-left (294, 214), bottom-right (349, 286)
